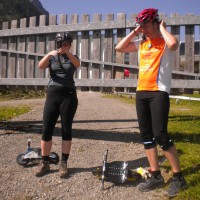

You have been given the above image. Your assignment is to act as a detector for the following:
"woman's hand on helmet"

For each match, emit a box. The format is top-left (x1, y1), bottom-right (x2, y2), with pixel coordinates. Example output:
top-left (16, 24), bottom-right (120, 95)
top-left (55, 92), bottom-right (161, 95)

top-left (159, 20), bottom-right (166, 29)
top-left (57, 43), bottom-right (71, 55)
top-left (135, 25), bottom-right (142, 35)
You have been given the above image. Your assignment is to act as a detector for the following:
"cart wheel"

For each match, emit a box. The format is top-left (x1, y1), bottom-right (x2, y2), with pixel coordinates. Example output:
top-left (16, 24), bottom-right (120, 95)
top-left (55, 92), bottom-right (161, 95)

top-left (16, 153), bottom-right (29, 166)
top-left (49, 152), bottom-right (59, 164)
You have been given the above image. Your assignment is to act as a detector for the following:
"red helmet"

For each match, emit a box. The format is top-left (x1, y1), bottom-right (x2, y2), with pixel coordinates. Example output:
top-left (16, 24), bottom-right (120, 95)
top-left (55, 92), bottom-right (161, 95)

top-left (136, 8), bottom-right (159, 25)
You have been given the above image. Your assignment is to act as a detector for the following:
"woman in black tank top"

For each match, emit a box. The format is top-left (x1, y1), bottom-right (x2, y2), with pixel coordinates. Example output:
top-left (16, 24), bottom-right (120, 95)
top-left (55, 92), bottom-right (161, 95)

top-left (35, 32), bottom-right (80, 178)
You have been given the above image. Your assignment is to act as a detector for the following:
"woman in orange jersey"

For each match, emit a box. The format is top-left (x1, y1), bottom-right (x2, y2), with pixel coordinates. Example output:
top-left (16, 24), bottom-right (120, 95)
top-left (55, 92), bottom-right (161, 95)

top-left (115, 8), bottom-right (187, 197)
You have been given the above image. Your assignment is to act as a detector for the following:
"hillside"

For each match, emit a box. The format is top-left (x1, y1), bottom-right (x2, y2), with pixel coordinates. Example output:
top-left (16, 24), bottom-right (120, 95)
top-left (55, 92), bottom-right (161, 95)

top-left (0, 0), bottom-right (48, 24)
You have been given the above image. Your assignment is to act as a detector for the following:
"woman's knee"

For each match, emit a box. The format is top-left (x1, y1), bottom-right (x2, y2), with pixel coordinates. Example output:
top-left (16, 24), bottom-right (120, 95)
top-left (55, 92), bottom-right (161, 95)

top-left (155, 134), bottom-right (174, 150)
top-left (42, 133), bottom-right (52, 141)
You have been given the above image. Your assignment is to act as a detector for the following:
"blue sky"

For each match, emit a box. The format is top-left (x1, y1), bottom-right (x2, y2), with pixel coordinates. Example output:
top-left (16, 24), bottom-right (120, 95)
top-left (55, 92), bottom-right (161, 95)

top-left (40, 0), bottom-right (200, 16)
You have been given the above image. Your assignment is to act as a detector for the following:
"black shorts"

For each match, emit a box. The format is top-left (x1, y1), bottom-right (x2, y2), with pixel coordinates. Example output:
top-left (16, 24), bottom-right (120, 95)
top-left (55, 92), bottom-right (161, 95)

top-left (42, 86), bottom-right (78, 141)
top-left (136, 91), bottom-right (170, 147)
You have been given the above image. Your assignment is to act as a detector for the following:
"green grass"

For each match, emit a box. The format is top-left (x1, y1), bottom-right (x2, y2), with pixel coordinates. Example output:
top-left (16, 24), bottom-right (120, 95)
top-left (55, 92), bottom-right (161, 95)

top-left (0, 88), bottom-right (45, 101)
top-left (167, 98), bottom-right (200, 200)
top-left (104, 93), bottom-right (200, 200)
top-left (0, 88), bottom-right (45, 121)
top-left (0, 106), bottom-right (30, 121)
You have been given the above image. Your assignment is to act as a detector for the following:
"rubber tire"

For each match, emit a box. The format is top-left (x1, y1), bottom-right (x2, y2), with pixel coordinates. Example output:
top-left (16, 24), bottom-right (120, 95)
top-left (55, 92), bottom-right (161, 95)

top-left (49, 152), bottom-right (59, 164)
top-left (16, 153), bottom-right (29, 166)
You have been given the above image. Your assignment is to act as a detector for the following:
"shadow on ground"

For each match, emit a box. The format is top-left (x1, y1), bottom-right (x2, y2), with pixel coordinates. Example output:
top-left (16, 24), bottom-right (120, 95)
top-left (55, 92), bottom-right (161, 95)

top-left (0, 119), bottom-right (140, 144)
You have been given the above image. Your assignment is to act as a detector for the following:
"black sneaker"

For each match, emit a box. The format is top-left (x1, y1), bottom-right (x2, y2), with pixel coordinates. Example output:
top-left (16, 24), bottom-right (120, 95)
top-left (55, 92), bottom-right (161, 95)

top-left (164, 176), bottom-right (188, 197)
top-left (35, 161), bottom-right (50, 177)
top-left (138, 174), bottom-right (165, 192)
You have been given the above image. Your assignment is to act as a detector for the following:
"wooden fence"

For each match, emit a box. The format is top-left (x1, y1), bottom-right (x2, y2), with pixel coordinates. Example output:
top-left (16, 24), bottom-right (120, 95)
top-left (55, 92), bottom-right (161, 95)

top-left (0, 13), bottom-right (200, 92)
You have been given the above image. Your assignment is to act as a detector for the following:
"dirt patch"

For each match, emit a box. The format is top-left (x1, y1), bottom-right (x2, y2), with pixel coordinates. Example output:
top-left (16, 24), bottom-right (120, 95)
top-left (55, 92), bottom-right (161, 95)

top-left (0, 92), bottom-right (167, 200)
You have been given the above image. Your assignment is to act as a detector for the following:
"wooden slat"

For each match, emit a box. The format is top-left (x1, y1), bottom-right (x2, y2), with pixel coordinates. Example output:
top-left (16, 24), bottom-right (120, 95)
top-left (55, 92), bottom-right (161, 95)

top-left (39, 15), bottom-right (46, 26)
top-left (48, 15), bottom-right (57, 52)
top-left (185, 24), bottom-right (195, 73)
top-left (36, 15), bottom-right (47, 78)
top-left (1, 21), bottom-right (9, 78)
top-left (17, 54), bottom-right (25, 78)
top-left (26, 55), bottom-right (35, 78)
top-left (0, 52), bottom-right (7, 78)
top-left (71, 14), bottom-right (79, 78)
top-left (7, 21), bottom-right (18, 78)
top-left (26, 17), bottom-right (37, 78)
top-left (104, 14), bottom-right (114, 80)
top-left (0, 78), bottom-right (199, 89)
top-left (49, 15), bottom-right (57, 26)
top-left (0, 21), bottom-right (126, 37)
top-left (115, 13), bottom-right (126, 80)
top-left (17, 18), bottom-right (27, 78)
top-left (80, 14), bottom-right (90, 79)
top-left (70, 14), bottom-right (78, 55)
top-left (7, 53), bottom-right (16, 78)
top-left (11, 20), bottom-right (18, 29)
top-left (59, 14), bottom-right (67, 25)
top-left (2, 21), bottom-right (9, 30)
top-left (171, 13), bottom-right (181, 71)
top-left (92, 14), bottom-right (101, 80)
top-left (43, 15), bottom-right (57, 79)
top-left (129, 13), bottom-right (139, 79)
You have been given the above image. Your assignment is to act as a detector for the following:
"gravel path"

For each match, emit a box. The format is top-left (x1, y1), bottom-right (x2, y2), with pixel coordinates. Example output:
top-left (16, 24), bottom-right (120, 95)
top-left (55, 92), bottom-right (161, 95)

top-left (0, 91), bottom-right (166, 200)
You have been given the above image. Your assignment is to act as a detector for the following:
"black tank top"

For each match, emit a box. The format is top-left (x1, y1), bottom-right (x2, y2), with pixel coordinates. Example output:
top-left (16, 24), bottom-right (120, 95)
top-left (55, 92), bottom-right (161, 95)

top-left (48, 54), bottom-right (78, 88)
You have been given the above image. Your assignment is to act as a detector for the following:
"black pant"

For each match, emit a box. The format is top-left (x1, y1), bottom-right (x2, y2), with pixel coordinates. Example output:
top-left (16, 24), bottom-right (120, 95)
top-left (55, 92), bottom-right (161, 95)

top-left (136, 91), bottom-right (173, 150)
top-left (42, 86), bottom-right (78, 141)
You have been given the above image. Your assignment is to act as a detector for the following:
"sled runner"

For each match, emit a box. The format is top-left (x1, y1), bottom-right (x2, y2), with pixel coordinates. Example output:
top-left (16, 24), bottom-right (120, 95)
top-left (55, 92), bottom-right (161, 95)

top-left (92, 150), bottom-right (143, 190)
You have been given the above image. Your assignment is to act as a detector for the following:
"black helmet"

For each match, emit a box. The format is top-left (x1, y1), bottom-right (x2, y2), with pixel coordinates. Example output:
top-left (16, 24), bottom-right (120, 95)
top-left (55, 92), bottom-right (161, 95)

top-left (56, 32), bottom-right (73, 48)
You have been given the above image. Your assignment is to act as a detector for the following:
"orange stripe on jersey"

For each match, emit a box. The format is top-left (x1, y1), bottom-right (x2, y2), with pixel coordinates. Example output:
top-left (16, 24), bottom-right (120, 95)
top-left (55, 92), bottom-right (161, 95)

top-left (137, 37), bottom-right (165, 91)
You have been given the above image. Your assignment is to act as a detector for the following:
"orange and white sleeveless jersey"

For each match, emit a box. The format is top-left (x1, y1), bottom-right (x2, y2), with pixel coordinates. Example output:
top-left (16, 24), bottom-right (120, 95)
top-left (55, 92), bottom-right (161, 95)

top-left (135, 38), bottom-right (174, 94)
